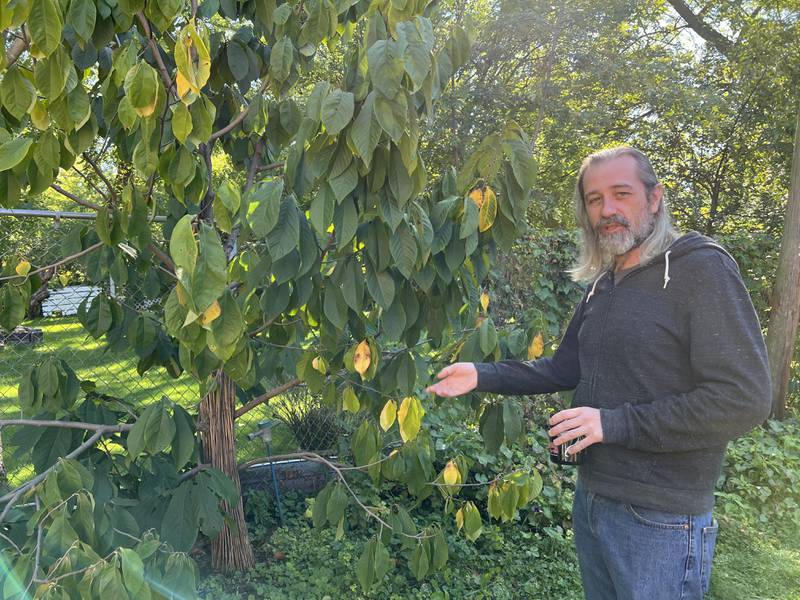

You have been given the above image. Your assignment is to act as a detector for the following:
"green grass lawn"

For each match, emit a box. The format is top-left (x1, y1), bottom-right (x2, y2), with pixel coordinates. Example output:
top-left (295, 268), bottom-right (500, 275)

top-left (0, 316), bottom-right (301, 484)
top-left (709, 517), bottom-right (800, 600)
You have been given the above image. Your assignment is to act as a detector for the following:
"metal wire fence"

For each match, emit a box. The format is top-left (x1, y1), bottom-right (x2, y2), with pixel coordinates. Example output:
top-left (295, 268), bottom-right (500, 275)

top-left (0, 210), bottom-right (345, 491)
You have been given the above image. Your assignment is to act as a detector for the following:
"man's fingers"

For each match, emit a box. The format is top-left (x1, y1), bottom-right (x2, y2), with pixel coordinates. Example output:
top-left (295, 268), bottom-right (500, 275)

top-left (548, 416), bottom-right (582, 438)
top-left (549, 407), bottom-right (583, 426)
top-left (551, 425), bottom-right (588, 447)
top-left (566, 435), bottom-right (596, 456)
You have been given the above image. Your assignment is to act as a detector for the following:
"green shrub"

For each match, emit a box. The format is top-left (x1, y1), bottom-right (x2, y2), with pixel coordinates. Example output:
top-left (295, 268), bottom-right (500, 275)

top-left (715, 418), bottom-right (800, 534)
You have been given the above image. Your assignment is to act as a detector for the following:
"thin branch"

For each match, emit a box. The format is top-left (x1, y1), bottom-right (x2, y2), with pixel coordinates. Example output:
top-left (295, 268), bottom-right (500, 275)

top-left (0, 431), bottom-right (104, 522)
top-left (71, 165), bottom-right (110, 203)
top-left (256, 161), bottom-right (285, 173)
top-left (0, 242), bottom-right (104, 283)
top-left (5, 27), bottom-right (28, 68)
top-left (0, 420), bottom-right (132, 432)
top-left (135, 12), bottom-right (177, 98)
top-left (50, 183), bottom-right (101, 211)
top-left (234, 378), bottom-right (303, 420)
top-left (81, 153), bottom-right (118, 204)
top-left (208, 80), bottom-right (270, 142)
top-left (666, 0), bottom-right (734, 56)
top-left (225, 137), bottom-right (264, 259)
top-left (180, 463), bottom-right (211, 481)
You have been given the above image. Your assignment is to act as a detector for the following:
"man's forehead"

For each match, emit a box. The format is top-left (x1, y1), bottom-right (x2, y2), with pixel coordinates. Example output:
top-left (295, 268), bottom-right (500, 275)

top-left (583, 156), bottom-right (642, 193)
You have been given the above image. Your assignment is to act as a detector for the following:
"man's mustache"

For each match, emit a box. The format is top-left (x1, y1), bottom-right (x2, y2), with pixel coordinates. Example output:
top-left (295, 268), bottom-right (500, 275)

top-left (594, 214), bottom-right (630, 233)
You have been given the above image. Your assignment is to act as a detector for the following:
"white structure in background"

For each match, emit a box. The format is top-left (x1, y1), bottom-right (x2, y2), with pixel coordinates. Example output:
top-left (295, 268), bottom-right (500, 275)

top-left (41, 285), bottom-right (100, 317)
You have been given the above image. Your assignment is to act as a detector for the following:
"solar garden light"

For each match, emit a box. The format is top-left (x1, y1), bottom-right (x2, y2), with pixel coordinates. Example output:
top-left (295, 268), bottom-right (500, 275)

top-left (247, 419), bottom-right (284, 526)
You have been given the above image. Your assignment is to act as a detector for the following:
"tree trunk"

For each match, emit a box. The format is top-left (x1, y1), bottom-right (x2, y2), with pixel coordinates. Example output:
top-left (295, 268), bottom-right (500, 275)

top-left (199, 371), bottom-right (255, 571)
top-left (765, 107), bottom-right (800, 420)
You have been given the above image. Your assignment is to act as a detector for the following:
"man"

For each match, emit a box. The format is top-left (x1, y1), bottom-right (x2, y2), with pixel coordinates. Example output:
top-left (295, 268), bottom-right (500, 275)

top-left (425, 146), bottom-right (771, 599)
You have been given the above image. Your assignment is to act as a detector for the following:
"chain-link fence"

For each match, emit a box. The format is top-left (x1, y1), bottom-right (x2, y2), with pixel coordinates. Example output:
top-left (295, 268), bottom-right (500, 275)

top-left (0, 209), bottom-right (346, 492)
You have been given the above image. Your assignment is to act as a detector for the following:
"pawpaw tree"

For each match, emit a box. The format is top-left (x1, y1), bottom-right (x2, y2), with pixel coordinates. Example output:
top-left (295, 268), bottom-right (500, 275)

top-left (0, 0), bottom-right (539, 595)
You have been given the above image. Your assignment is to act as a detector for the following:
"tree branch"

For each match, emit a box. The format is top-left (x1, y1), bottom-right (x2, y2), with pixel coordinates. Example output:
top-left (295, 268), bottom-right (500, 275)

top-left (208, 80), bottom-right (270, 143)
top-left (50, 183), bottom-right (101, 211)
top-left (135, 12), bottom-right (177, 98)
top-left (5, 27), bottom-right (28, 68)
top-left (234, 378), bottom-right (303, 420)
top-left (0, 242), bottom-right (104, 283)
top-left (666, 0), bottom-right (734, 56)
top-left (0, 431), bottom-right (104, 522)
top-left (81, 153), bottom-right (118, 204)
top-left (0, 420), bottom-right (132, 432)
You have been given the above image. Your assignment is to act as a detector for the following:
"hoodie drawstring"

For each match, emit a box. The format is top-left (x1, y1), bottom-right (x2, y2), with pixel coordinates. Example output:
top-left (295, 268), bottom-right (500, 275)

top-left (663, 250), bottom-right (671, 289)
top-left (586, 272), bottom-right (605, 303)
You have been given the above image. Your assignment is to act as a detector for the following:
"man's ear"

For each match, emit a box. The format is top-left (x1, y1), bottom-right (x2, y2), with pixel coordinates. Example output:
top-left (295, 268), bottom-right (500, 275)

top-left (649, 184), bottom-right (664, 214)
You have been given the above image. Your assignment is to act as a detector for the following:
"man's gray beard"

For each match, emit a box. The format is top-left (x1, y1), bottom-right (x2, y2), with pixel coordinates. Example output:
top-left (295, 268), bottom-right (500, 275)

top-left (597, 214), bottom-right (656, 264)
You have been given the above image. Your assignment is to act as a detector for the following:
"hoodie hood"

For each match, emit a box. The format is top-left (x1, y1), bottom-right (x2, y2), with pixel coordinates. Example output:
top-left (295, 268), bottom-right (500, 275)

top-left (586, 231), bottom-right (737, 302)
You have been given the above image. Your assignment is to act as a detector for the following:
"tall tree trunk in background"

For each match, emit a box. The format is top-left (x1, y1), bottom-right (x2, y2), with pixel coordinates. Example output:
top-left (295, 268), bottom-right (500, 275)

top-left (199, 371), bottom-right (255, 571)
top-left (765, 108), bottom-right (800, 420)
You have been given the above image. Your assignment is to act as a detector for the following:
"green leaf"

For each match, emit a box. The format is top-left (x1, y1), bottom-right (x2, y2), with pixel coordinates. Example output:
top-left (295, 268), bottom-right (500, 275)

top-left (313, 483), bottom-right (332, 528)
top-left (321, 89), bottom-right (355, 136)
top-left (463, 501), bottom-right (482, 541)
top-left (502, 399), bottom-right (523, 445)
top-left (432, 528), bottom-right (448, 570)
top-left (172, 102), bottom-right (193, 144)
top-left (169, 215), bottom-right (197, 274)
top-left (367, 39), bottom-right (404, 98)
top-left (208, 291), bottom-right (245, 361)
top-left (389, 220), bottom-right (417, 279)
top-left (310, 184), bottom-right (335, 236)
top-left (120, 548), bottom-right (145, 597)
top-left (29, 0), bottom-right (64, 57)
top-left (479, 403), bottom-right (504, 454)
top-left (478, 317), bottom-right (497, 356)
top-left (397, 21), bottom-right (431, 92)
top-left (42, 515), bottom-right (79, 557)
top-left (323, 283), bottom-right (348, 331)
top-left (266, 198), bottom-right (300, 261)
top-left (326, 483), bottom-right (348, 525)
top-left (33, 45), bottom-right (71, 99)
top-left (349, 91), bottom-right (383, 168)
top-left (1, 68), bottom-right (36, 120)
top-left (124, 62), bottom-right (160, 118)
top-left (410, 541), bottom-right (430, 580)
top-left (374, 91), bottom-right (407, 143)
top-left (192, 224), bottom-right (227, 311)
top-left (342, 384), bottom-right (360, 413)
top-left (171, 405), bottom-right (195, 470)
top-left (366, 264), bottom-right (395, 310)
top-left (0, 137), bottom-right (33, 172)
top-left (66, 0), bottom-right (96, 45)
top-left (161, 482), bottom-right (198, 552)
top-left (246, 179), bottom-right (283, 238)
top-left (270, 36), bottom-right (294, 83)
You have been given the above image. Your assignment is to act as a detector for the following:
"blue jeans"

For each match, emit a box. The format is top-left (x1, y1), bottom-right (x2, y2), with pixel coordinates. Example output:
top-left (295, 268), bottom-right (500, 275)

top-left (572, 480), bottom-right (719, 600)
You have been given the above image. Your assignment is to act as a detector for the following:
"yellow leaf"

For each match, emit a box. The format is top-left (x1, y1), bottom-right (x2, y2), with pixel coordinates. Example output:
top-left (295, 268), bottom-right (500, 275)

top-left (379, 399), bottom-right (397, 431)
top-left (30, 101), bottom-right (49, 130)
top-left (478, 187), bottom-right (497, 232)
top-left (353, 339), bottom-right (371, 376)
top-left (528, 333), bottom-right (544, 360)
top-left (176, 283), bottom-right (188, 307)
top-left (397, 396), bottom-right (424, 442)
top-left (176, 71), bottom-right (192, 101)
top-left (455, 507), bottom-right (465, 530)
top-left (480, 292), bottom-right (489, 313)
top-left (200, 300), bottom-right (221, 325)
top-left (312, 356), bottom-right (327, 373)
top-left (58, 273), bottom-right (69, 286)
top-left (443, 460), bottom-right (461, 486)
top-left (15, 260), bottom-right (31, 277)
top-left (468, 188), bottom-right (484, 208)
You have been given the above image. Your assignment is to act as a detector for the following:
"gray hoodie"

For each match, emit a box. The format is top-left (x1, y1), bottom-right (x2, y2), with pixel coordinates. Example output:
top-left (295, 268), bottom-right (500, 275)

top-left (474, 231), bottom-right (772, 514)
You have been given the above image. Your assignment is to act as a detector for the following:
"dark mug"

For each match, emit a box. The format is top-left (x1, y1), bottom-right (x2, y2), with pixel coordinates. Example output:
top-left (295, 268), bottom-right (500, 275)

top-left (549, 434), bottom-right (586, 465)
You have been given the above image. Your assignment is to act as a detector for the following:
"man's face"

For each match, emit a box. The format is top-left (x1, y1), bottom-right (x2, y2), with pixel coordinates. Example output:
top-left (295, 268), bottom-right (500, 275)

top-left (582, 154), bottom-right (662, 259)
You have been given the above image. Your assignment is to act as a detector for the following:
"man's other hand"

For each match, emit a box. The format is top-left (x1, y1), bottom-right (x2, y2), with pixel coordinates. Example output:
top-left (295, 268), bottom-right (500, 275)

top-left (549, 407), bottom-right (604, 455)
top-left (425, 363), bottom-right (478, 397)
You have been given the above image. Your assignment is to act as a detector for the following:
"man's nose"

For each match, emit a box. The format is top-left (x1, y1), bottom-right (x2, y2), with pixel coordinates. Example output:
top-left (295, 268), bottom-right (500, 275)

top-left (599, 196), bottom-right (619, 218)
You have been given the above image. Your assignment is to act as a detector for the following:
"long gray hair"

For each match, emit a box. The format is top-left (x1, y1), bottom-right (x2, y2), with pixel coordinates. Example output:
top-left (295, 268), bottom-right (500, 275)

top-left (568, 146), bottom-right (678, 283)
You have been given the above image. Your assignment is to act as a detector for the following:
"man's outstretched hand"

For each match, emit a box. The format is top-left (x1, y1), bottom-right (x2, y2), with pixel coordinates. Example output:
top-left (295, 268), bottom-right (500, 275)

top-left (425, 363), bottom-right (478, 397)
